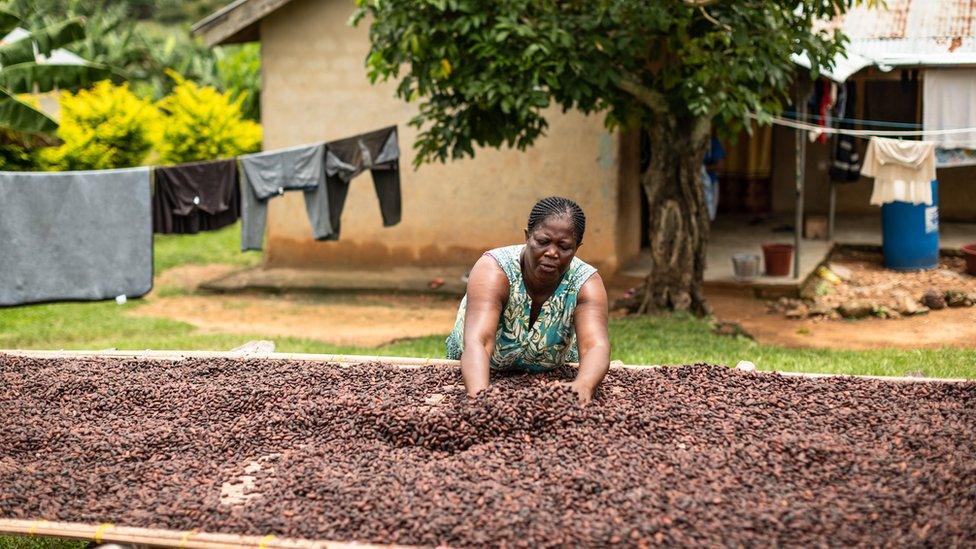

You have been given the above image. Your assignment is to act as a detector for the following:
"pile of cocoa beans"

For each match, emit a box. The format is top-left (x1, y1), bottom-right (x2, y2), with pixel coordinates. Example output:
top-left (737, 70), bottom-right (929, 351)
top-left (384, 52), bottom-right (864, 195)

top-left (1, 355), bottom-right (974, 546)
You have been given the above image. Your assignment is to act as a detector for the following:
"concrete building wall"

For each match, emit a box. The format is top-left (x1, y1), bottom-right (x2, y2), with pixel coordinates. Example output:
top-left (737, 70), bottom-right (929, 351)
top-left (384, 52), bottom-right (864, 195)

top-left (258, 0), bottom-right (638, 275)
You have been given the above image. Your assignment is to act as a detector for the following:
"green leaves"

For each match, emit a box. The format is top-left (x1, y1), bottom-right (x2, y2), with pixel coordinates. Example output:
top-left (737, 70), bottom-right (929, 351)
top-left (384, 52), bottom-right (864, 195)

top-left (353, 0), bottom-right (857, 163)
top-left (0, 59), bottom-right (112, 93)
top-left (0, 87), bottom-right (57, 134)
top-left (0, 17), bottom-right (85, 67)
top-left (0, 6), bottom-right (21, 35)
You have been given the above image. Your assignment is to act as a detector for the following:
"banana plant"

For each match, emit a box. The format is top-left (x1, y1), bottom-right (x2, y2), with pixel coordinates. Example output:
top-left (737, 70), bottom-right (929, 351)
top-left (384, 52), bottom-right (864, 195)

top-left (0, 8), bottom-right (112, 134)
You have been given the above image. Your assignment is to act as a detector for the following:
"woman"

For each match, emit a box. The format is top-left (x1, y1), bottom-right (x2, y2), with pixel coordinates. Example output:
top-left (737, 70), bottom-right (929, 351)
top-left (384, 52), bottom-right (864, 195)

top-left (446, 197), bottom-right (611, 404)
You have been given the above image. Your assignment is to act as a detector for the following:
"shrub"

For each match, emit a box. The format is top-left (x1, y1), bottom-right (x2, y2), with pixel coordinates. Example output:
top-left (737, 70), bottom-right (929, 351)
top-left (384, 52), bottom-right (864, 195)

top-left (39, 80), bottom-right (158, 171)
top-left (154, 71), bottom-right (261, 165)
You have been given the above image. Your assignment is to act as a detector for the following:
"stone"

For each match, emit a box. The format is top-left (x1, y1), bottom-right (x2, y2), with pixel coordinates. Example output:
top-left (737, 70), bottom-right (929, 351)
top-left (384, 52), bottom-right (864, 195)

top-left (945, 290), bottom-right (972, 308)
top-left (735, 361), bottom-right (756, 372)
top-left (712, 322), bottom-right (755, 340)
top-left (230, 340), bottom-right (276, 354)
top-left (874, 306), bottom-right (900, 319)
top-left (892, 291), bottom-right (927, 316)
top-left (921, 289), bottom-right (947, 310)
top-left (785, 304), bottom-right (809, 319)
top-left (808, 302), bottom-right (836, 317)
top-left (826, 262), bottom-right (854, 281)
top-left (838, 300), bottom-right (874, 319)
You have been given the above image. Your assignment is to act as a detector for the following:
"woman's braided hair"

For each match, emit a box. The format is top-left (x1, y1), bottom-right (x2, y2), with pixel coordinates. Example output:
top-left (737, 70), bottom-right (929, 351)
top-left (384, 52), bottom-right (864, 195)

top-left (527, 196), bottom-right (586, 246)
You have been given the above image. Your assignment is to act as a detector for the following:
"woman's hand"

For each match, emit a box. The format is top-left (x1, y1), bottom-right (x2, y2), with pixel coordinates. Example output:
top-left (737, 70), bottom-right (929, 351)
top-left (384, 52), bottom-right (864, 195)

top-left (466, 381), bottom-right (489, 399)
top-left (562, 379), bottom-right (597, 406)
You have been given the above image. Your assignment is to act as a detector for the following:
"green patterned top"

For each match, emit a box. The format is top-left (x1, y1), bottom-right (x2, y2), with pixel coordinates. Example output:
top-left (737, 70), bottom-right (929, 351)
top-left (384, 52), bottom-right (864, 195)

top-left (445, 244), bottom-right (597, 372)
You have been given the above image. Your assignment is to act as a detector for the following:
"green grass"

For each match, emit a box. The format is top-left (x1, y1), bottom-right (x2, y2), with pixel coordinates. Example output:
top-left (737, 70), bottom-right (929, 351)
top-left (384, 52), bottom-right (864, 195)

top-left (2, 302), bottom-right (974, 378)
top-left (0, 298), bottom-right (445, 357)
top-left (0, 537), bottom-right (85, 549)
top-left (153, 222), bottom-right (261, 273)
top-left (610, 314), bottom-right (976, 379)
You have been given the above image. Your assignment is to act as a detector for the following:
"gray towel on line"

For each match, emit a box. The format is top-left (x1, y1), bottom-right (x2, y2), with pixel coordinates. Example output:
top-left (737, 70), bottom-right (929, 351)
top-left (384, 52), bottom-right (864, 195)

top-left (0, 167), bottom-right (153, 306)
top-left (239, 143), bottom-right (331, 251)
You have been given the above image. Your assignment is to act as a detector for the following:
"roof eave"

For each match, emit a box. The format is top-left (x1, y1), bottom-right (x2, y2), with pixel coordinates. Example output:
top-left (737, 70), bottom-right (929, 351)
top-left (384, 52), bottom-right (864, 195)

top-left (191, 0), bottom-right (294, 47)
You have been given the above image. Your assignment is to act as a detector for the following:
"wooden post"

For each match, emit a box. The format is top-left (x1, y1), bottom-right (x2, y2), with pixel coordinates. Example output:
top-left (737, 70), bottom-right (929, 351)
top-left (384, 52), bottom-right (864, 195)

top-left (794, 90), bottom-right (806, 279)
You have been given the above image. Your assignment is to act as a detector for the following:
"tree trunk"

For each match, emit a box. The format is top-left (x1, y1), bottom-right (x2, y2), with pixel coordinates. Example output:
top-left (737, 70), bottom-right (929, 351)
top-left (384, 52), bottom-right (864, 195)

top-left (633, 115), bottom-right (712, 317)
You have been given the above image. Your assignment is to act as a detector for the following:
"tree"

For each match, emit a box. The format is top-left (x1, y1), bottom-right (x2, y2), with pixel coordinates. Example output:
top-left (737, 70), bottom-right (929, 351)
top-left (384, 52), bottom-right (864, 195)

top-left (353, 0), bottom-right (860, 315)
top-left (0, 4), bottom-right (112, 135)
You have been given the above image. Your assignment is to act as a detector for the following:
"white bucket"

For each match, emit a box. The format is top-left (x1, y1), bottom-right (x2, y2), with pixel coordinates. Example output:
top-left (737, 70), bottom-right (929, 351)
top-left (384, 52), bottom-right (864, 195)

top-left (732, 253), bottom-right (762, 280)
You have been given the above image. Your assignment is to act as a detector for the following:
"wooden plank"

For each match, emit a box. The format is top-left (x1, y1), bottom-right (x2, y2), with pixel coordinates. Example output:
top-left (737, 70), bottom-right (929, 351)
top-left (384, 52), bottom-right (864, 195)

top-left (0, 518), bottom-right (401, 549)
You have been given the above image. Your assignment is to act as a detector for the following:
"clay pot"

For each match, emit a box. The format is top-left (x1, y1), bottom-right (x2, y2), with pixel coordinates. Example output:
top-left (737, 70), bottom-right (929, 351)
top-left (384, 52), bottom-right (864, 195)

top-left (962, 243), bottom-right (976, 276)
top-left (762, 243), bottom-right (794, 277)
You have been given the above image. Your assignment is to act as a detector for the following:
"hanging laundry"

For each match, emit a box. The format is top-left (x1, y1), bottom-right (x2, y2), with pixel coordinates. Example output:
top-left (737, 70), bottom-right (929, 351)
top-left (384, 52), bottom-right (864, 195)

top-left (239, 143), bottom-right (331, 251)
top-left (815, 79), bottom-right (836, 144)
top-left (923, 68), bottom-right (976, 150)
top-left (861, 137), bottom-right (936, 206)
top-left (0, 167), bottom-right (153, 306)
top-left (829, 82), bottom-right (862, 183)
top-left (323, 125), bottom-right (402, 239)
top-left (152, 158), bottom-right (240, 235)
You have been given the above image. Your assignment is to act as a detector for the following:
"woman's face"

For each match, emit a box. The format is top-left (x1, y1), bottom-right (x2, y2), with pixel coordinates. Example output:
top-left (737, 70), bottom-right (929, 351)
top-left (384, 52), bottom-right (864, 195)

top-left (523, 215), bottom-right (579, 285)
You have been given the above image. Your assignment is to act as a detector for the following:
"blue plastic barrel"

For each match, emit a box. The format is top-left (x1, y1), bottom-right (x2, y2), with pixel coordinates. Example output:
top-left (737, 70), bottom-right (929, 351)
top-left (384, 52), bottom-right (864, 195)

top-left (880, 180), bottom-right (939, 270)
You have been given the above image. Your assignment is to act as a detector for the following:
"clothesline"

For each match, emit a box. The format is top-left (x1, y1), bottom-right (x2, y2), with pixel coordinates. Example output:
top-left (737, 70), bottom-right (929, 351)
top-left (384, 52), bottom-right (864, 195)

top-left (0, 126), bottom-right (404, 307)
top-left (782, 110), bottom-right (924, 130)
top-left (749, 113), bottom-right (976, 139)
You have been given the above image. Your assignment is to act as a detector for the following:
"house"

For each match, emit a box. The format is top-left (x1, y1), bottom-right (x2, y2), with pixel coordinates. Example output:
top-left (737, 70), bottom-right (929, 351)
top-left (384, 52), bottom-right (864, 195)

top-left (192, 0), bottom-right (643, 279)
top-left (193, 0), bottom-right (975, 290)
top-left (735, 0), bottom-right (976, 224)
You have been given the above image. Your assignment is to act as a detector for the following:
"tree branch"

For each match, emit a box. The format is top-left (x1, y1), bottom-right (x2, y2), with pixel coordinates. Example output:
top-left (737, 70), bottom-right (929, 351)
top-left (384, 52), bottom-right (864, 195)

top-left (699, 6), bottom-right (731, 31)
top-left (616, 73), bottom-right (667, 115)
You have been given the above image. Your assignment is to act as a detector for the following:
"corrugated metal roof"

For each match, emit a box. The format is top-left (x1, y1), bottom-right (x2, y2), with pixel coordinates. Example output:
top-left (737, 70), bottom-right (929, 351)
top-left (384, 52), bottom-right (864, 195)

top-left (838, 0), bottom-right (976, 41)
top-left (799, 0), bottom-right (976, 81)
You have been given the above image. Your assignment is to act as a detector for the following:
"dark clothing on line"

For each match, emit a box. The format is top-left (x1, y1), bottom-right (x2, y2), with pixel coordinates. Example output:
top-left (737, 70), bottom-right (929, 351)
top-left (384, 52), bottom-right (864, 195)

top-left (830, 82), bottom-right (863, 183)
top-left (152, 158), bottom-right (240, 234)
top-left (323, 126), bottom-right (402, 240)
top-left (238, 143), bottom-right (331, 251)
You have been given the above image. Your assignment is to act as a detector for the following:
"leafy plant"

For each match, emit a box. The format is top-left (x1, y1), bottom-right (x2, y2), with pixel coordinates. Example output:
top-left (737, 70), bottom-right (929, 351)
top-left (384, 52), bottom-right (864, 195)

top-left (38, 80), bottom-right (158, 170)
top-left (0, 10), bottom-right (112, 134)
top-left (215, 43), bottom-right (260, 121)
top-left (153, 71), bottom-right (261, 165)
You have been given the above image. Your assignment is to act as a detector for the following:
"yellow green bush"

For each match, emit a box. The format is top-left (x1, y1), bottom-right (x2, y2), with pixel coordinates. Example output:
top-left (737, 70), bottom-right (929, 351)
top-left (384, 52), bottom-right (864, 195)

top-left (154, 71), bottom-right (261, 164)
top-left (39, 81), bottom-right (159, 171)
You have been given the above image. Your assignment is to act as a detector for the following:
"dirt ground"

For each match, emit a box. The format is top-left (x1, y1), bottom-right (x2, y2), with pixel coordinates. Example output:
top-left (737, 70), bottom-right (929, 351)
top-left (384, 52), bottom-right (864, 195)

top-left (133, 264), bottom-right (975, 350)
top-left (708, 287), bottom-right (976, 351)
top-left (135, 265), bottom-right (457, 347)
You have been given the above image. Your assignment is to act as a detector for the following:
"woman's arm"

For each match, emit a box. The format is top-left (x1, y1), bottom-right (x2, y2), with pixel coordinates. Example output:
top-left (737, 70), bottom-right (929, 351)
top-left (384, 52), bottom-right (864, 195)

top-left (569, 274), bottom-right (611, 405)
top-left (461, 255), bottom-right (509, 397)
